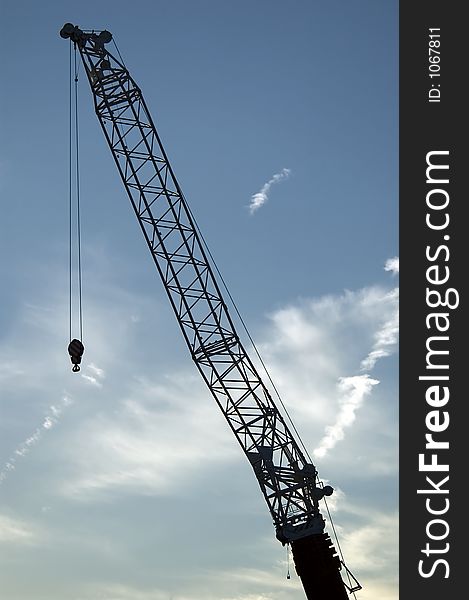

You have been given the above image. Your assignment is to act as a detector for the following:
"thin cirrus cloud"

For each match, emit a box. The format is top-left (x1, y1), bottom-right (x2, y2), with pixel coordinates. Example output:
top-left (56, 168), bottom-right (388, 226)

top-left (55, 256), bottom-right (398, 501)
top-left (0, 395), bottom-right (73, 485)
top-left (313, 258), bottom-right (399, 458)
top-left (248, 168), bottom-right (291, 214)
top-left (360, 258), bottom-right (399, 372)
top-left (59, 374), bottom-right (239, 500)
top-left (384, 256), bottom-right (399, 275)
top-left (0, 255), bottom-right (398, 599)
top-left (251, 257), bottom-right (398, 461)
top-left (57, 266), bottom-right (395, 500)
top-left (0, 514), bottom-right (36, 544)
top-left (312, 374), bottom-right (380, 459)
top-left (81, 362), bottom-right (106, 387)
top-left (360, 287), bottom-right (399, 372)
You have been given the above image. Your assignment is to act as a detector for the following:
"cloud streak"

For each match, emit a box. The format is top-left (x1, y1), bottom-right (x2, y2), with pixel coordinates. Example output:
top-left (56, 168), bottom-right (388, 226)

top-left (0, 253), bottom-right (398, 600)
top-left (384, 256), bottom-right (399, 275)
top-left (0, 395), bottom-right (73, 484)
top-left (313, 375), bottom-right (379, 458)
top-left (0, 514), bottom-right (36, 544)
top-left (360, 259), bottom-right (399, 372)
top-left (313, 258), bottom-right (399, 457)
top-left (360, 288), bottom-right (399, 372)
top-left (60, 374), bottom-right (238, 500)
top-left (249, 168), bottom-right (291, 214)
top-left (81, 362), bottom-right (106, 387)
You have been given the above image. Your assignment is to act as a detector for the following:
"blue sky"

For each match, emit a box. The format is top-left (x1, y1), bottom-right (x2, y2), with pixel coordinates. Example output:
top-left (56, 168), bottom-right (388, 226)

top-left (1, 2), bottom-right (398, 599)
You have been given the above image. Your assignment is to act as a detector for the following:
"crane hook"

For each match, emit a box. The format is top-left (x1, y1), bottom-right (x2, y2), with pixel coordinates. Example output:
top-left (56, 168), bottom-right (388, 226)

top-left (68, 339), bottom-right (84, 372)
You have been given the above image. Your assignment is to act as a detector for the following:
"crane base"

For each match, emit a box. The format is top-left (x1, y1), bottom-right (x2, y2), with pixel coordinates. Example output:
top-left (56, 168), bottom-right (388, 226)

top-left (291, 533), bottom-right (349, 600)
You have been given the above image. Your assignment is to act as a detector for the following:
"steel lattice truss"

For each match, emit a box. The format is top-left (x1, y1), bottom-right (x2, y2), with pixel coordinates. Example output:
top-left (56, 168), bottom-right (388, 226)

top-left (69, 27), bottom-right (329, 543)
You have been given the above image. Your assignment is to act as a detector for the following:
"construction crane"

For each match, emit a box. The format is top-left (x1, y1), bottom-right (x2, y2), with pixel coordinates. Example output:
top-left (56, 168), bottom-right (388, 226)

top-left (59, 23), bottom-right (361, 600)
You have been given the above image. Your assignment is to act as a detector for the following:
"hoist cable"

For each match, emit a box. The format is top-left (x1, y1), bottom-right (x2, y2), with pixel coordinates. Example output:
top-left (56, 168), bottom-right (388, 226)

top-left (322, 494), bottom-right (357, 595)
top-left (68, 42), bottom-right (84, 344)
top-left (112, 39), bottom-right (126, 68)
top-left (68, 42), bottom-right (73, 341)
top-left (184, 196), bottom-right (313, 462)
top-left (108, 42), bottom-right (351, 575)
top-left (73, 45), bottom-right (84, 342)
top-left (183, 198), bottom-right (354, 581)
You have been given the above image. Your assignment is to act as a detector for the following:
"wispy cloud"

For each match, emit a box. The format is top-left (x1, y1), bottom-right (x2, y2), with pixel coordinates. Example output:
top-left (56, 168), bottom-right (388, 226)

top-left (313, 258), bottom-right (399, 457)
top-left (342, 510), bottom-right (398, 573)
top-left (384, 256), bottom-right (399, 275)
top-left (360, 259), bottom-right (399, 371)
top-left (0, 361), bottom-right (25, 382)
top-left (312, 500), bottom-right (399, 600)
top-left (76, 583), bottom-right (290, 600)
top-left (81, 362), bottom-right (106, 387)
top-left (0, 395), bottom-right (73, 484)
top-left (360, 288), bottom-right (399, 372)
top-left (313, 375), bottom-right (379, 458)
top-left (0, 514), bottom-right (36, 544)
top-left (60, 374), bottom-right (238, 500)
top-left (0, 253), bottom-right (398, 600)
top-left (249, 168), bottom-right (291, 214)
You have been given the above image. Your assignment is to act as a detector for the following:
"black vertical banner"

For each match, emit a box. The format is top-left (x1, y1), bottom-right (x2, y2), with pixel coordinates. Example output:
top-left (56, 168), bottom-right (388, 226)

top-left (400, 3), bottom-right (465, 599)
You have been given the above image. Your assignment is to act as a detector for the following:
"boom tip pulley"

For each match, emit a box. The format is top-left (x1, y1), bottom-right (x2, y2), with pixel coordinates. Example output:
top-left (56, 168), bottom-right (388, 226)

top-left (60, 23), bottom-right (112, 48)
top-left (59, 23), bottom-right (76, 39)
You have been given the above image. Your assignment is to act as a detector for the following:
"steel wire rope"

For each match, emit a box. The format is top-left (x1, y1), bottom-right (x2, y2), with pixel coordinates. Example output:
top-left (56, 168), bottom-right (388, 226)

top-left (183, 196), bottom-right (311, 456)
top-left (112, 39), bottom-right (126, 68)
top-left (68, 42), bottom-right (73, 341)
top-left (183, 196), bottom-right (357, 588)
top-left (73, 45), bottom-right (84, 342)
top-left (94, 33), bottom-right (309, 468)
top-left (68, 42), bottom-right (84, 343)
top-left (83, 31), bottom-right (356, 588)
top-left (321, 492), bottom-right (358, 596)
top-left (98, 34), bottom-right (312, 480)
